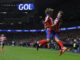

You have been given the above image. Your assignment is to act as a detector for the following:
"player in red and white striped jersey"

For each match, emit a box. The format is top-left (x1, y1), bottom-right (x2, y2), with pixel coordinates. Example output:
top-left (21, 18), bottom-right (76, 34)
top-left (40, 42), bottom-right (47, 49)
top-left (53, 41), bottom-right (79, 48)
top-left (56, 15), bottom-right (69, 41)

top-left (0, 34), bottom-right (7, 52)
top-left (46, 11), bottom-right (67, 56)
top-left (36, 8), bottom-right (54, 50)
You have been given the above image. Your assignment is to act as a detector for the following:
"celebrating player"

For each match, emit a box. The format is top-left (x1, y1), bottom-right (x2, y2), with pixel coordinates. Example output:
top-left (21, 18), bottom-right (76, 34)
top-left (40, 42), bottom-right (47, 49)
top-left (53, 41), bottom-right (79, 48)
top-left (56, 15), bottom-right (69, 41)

top-left (36, 10), bottom-right (67, 56)
top-left (0, 34), bottom-right (7, 52)
top-left (46, 11), bottom-right (67, 56)
top-left (36, 8), bottom-right (54, 50)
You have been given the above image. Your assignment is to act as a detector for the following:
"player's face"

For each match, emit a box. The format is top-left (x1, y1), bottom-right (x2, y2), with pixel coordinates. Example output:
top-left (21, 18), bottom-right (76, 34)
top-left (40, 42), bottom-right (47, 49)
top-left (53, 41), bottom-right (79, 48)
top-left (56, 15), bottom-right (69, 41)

top-left (57, 12), bottom-right (62, 17)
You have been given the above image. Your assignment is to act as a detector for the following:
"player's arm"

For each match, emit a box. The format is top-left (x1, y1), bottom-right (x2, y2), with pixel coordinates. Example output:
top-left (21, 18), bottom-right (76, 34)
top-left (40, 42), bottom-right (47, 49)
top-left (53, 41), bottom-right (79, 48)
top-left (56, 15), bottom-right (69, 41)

top-left (42, 16), bottom-right (49, 24)
top-left (42, 16), bottom-right (49, 29)
top-left (47, 18), bottom-right (59, 28)
top-left (46, 11), bottom-right (63, 28)
top-left (45, 17), bottom-right (59, 28)
top-left (52, 18), bottom-right (59, 26)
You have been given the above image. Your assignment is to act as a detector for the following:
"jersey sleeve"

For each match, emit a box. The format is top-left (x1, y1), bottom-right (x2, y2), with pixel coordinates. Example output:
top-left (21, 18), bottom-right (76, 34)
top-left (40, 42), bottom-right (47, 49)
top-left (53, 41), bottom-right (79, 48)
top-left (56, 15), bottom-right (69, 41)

top-left (45, 16), bottom-right (49, 22)
top-left (54, 18), bottom-right (59, 24)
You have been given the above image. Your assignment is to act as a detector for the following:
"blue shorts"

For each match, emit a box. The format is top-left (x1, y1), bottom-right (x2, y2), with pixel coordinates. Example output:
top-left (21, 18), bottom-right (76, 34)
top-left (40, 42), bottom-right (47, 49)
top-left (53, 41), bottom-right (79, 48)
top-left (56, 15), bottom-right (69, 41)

top-left (46, 29), bottom-right (59, 40)
top-left (1, 42), bottom-right (4, 46)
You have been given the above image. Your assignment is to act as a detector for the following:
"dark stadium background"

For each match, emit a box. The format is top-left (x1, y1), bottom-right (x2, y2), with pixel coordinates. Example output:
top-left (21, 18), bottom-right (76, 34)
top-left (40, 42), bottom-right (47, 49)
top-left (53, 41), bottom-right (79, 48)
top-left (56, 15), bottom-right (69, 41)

top-left (0, 0), bottom-right (80, 29)
top-left (0, 0), bottom-right (80, 47)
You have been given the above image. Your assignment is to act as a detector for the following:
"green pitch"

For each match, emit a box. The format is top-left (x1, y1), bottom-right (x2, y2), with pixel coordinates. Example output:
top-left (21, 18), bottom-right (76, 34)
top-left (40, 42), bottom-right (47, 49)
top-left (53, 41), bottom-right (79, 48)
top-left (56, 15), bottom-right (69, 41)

top-left (0, 46), bottom-right (80, 60)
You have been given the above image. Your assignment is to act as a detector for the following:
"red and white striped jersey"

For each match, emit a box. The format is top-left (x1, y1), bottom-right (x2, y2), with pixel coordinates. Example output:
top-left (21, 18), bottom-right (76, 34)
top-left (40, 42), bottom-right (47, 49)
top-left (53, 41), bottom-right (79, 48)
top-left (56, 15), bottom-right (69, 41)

top-left (53, 17), bottom-right (62, 33)
top-left (44, 15), bottom-right (53, 30)
top-left (0, 36), bottom-right (6, 42)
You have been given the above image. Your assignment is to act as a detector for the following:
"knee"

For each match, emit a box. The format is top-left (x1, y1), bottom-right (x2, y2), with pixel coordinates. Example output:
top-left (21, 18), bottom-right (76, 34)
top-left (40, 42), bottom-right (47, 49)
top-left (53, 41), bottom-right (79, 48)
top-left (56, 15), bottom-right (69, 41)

top-left (55, 38), bottom-right (59, 42)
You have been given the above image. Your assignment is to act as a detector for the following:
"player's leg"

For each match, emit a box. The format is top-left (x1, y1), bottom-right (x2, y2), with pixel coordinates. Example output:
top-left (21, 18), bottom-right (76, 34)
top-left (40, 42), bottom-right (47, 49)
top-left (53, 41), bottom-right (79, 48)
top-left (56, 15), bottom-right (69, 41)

top-left (54, 34), bottom-right (63, 56)
top-left (37, 29), bottom-right (51, 46)
top-left (58, 44), bottom-right (63, 56)
top-left (55, 36), bottom-right (64, 48)
top-left (54, 33), bottom-right (67, 56)
top-left (51, 31), bottom-right (62, 55)
top-left (36, 29), bottom-right (51, 50)
top-left (1, 42), bottom-right (4, 52)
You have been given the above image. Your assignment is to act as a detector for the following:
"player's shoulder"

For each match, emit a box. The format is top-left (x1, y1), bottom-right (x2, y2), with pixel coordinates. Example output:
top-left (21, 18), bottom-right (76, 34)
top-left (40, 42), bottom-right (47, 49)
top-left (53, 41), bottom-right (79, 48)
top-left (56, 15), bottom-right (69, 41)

top-left (55, 17), bottom-right (62, 20)
top-left (55, 18), bottom-right (59, 21)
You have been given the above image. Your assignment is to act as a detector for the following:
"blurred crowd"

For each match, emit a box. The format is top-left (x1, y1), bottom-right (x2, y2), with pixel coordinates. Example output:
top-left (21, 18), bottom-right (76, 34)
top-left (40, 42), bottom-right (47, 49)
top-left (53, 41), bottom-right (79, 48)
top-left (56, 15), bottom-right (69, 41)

top-left (2, 29), bottom-right (79, 47)
top-left (59, 29), bottom-right (80, 44)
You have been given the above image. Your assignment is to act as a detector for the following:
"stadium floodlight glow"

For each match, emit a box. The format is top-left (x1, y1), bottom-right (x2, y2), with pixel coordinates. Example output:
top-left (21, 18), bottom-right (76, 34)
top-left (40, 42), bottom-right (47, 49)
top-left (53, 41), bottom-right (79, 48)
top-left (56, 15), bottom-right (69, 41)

top-left (17, 3), bottom-right (34, 10)
top-left (0, 12), bottom-right (7, 14)
top-left (0, 23), bottom-right (4, 25)
top-left (59, 28), bottom-right (66, 31)
top-left (78, 26), bottom-right (80, 28)
top-left (66, 27), bottom-right (77, 30)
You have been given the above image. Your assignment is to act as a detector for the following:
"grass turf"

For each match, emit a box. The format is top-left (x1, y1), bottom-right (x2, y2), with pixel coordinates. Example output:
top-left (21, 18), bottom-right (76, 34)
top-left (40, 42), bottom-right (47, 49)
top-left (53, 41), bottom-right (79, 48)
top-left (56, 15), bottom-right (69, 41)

top-left (0, 46), bottom-right (80, 60)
